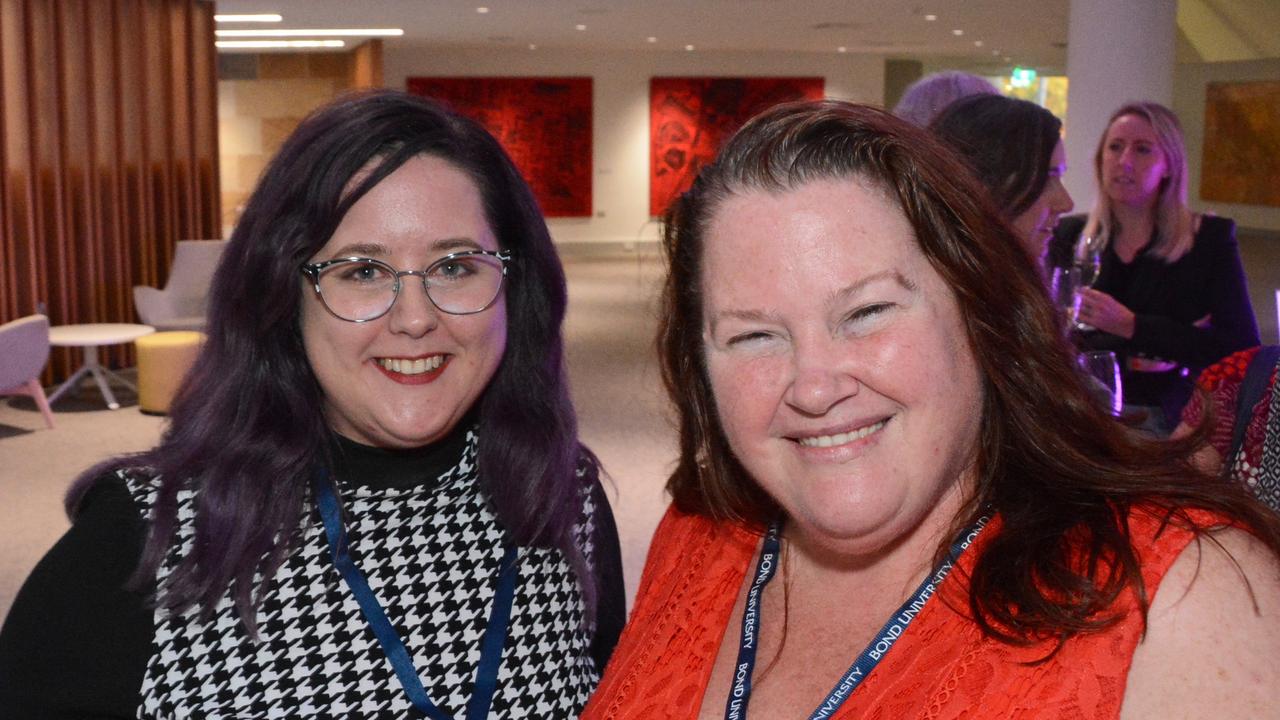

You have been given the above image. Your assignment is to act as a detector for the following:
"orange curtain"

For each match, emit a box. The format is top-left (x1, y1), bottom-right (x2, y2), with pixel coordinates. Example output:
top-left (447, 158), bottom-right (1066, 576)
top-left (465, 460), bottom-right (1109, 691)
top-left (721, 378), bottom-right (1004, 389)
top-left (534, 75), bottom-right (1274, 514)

top-left (0, 0), bottom-right (218, 380)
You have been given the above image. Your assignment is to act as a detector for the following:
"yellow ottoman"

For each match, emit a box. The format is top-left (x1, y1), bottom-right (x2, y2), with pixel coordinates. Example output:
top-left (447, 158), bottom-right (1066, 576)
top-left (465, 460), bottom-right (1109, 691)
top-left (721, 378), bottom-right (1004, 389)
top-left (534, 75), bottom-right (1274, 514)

top-left (136, 331), bottom-right (205, 415)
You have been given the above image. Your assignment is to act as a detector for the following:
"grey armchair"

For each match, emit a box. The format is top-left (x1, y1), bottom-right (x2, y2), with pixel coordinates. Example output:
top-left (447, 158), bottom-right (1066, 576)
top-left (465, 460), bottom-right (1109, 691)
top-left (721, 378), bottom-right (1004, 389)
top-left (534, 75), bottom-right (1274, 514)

top-left (133, 239), bottom-right (227, 331)
top-left (0, 314), bottom-right (55, 428)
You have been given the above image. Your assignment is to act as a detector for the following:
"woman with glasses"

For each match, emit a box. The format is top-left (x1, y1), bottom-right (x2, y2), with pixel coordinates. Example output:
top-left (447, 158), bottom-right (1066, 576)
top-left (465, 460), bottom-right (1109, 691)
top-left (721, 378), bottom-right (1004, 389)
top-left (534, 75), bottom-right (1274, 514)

top-left (0, 90), bottom-right (625, 719)
top-left (582, 100), bottom-right (1280, 719)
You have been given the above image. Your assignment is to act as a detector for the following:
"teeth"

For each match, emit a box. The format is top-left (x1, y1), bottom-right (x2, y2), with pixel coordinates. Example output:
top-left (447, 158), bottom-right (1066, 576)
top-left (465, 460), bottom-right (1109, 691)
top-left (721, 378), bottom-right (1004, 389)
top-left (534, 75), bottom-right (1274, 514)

top-left (378, 356), bottom-right (444, 375)
top-left (798, 420), bottom-right (887, 448)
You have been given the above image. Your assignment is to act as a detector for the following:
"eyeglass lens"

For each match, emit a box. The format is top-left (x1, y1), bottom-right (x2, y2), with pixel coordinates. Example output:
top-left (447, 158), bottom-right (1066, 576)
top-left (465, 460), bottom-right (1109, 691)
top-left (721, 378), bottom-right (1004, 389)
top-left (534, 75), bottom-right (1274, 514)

top-left (315, 254), bottom-right (505, 321)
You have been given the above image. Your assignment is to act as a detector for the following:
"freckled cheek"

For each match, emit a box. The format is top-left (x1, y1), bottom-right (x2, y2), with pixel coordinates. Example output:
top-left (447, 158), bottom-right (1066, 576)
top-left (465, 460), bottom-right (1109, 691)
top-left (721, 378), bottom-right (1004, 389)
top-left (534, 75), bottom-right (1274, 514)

top-left (706, 353), bottom-right (789, 437)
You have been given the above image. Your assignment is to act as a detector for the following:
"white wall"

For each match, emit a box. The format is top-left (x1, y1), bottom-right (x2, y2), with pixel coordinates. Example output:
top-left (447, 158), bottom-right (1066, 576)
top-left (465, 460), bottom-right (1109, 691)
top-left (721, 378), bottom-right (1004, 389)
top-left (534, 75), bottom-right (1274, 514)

top-left (383, 45), bottom-right (885, 248)
top-left (1174, 58), bottom-right (1280, 232)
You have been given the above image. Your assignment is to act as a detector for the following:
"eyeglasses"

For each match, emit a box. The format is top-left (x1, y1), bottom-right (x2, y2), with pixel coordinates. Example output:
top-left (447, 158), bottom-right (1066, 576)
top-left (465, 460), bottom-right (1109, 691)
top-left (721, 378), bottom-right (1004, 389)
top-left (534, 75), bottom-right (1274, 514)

top-left (301, 250), bottom-right (513, 322)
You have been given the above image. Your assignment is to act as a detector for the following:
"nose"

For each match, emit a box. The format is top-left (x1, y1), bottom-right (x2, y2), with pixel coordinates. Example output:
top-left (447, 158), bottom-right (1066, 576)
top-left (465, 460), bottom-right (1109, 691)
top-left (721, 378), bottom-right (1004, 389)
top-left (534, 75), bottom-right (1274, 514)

top-left (783, 336), bottom-right (859, 416)
top-left (1052, 180), bottom-right (1074, 215)
top-left (386, 276), bottom-right (440, 337)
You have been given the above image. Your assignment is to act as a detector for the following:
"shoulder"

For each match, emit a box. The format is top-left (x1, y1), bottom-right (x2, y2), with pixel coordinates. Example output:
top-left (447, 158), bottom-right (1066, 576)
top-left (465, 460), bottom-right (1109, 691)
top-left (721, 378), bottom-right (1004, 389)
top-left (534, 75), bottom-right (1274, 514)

top-left (1121, 524), bottom-right (1280, 718)
top-left (0, 471), bottom-right (155, 716)
top-left (1195, 213), bottom-right (1236, 240)
top-left (1195, 346), bottom-right (1260, 393)
top-left (1189, 214), bottom-right (1239, 256)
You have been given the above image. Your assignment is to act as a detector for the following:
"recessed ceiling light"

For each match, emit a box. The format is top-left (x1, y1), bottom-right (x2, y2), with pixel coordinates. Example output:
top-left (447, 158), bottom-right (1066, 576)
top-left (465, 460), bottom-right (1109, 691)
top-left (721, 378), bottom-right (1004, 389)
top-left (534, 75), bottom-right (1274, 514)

top-left (476, 6), bottom-right (489, 13)
top-left (216, 39), bottom-right (345, 48)
top-left (529, 43), bottom-right (537, 50)
top-left (837, 46), bottom-right (847, 53)
top-left (974, 40), bottom-right (983, 47)
top-left (952, 29), bottom-right (964, 36)
top-left (215, 28), bottom-right (404, 37)
top-left (992, 49), bottom-right (1000, 56)
top-left (214, 14), bottom-right (283, 23)
top-left (647, 36), bottom-right (657, 43)
top-left (924, 14), bottom-right (937, 21)
top-left (576, 23), bottom-right (587, 31)
top-left (1003, 56), bottom-right (1012, 62)
top-left (685, 44), bottom-right (695, 51)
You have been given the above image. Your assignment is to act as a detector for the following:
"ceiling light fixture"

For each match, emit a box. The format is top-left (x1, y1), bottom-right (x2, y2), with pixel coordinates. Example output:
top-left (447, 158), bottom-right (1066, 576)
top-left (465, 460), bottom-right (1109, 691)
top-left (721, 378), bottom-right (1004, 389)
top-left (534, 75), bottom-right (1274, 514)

top-left (647, 36), bottom-right (657, 43)
top-left (576, 23), bottom-right (587, 31)
top-left (685, 44), bottom-right (694, 51)
top-left (952, 29), bottom-right (964, 36)
top-left (216, 40), bottom-right (345, 49)
top-left (924, 14), bottom-right (937, 21)
top-left (476, 7), bottom-right (489, 13)
top-left (214, 14), bottom-right (283, 23)
top-left (974, 40), bottom-right (983, 47)
top-left (837, 46), bottom-right (847, 53)
top-left (215, 28), bottom-right (404, 37)
top-left (529, 43), bottom-right (537, 50)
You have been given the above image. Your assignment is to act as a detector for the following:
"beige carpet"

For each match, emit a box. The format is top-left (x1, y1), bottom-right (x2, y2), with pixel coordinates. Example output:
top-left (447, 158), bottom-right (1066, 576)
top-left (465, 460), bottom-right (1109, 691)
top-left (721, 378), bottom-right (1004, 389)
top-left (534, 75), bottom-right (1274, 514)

top-left (0, 251), bottom-right (676, 623)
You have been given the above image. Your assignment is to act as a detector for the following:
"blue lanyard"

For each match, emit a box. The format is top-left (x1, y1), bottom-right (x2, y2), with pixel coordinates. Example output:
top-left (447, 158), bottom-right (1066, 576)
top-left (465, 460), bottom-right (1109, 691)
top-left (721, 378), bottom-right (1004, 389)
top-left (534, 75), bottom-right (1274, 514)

top-left (314, 472), bottom-right (518, 720)
top-left (724, 516), bottom-right (989, 720)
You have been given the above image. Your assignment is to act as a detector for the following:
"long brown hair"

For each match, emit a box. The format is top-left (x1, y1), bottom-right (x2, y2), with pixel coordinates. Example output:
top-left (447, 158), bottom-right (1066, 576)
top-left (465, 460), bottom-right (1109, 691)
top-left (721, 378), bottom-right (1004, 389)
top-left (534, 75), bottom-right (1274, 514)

top-left (658, 99), bottom-right (1280, 646)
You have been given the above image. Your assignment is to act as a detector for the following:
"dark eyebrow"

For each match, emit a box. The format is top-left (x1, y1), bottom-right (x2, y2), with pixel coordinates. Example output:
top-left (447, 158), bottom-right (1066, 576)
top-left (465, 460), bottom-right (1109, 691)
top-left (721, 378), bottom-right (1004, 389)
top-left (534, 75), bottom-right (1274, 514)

top-left (325, 242), bottom-right (390, 259)
top-left (431, 237), bottom-right (485, 253)
top-left (322, 237), bottom-right (485, 261)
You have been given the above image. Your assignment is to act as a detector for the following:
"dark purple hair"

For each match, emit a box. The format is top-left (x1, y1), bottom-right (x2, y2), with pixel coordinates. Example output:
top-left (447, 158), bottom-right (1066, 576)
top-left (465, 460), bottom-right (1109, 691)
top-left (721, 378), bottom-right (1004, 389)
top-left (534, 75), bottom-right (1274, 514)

top-left (67, 89), bottom-right (597, 632)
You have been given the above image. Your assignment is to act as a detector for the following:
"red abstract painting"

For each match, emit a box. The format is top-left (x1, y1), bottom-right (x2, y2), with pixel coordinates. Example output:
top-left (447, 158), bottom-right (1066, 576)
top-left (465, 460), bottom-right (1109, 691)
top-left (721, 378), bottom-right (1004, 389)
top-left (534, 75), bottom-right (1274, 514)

top-left (407, 77), bottom-right (593, 217)
top-left (650, 77), bottom-right (824, 216)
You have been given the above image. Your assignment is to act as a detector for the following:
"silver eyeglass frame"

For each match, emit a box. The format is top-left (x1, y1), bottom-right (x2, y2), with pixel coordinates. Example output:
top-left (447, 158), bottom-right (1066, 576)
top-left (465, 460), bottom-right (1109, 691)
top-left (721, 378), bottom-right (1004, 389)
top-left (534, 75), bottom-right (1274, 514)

top-left (300, 249), bottom-right (513, 322)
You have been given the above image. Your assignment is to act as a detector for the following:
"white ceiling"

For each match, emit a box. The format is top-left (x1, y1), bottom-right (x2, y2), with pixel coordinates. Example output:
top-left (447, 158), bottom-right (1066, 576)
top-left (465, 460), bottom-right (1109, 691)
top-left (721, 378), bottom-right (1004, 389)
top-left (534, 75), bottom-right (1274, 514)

top-left (211, 1), bottom-right (1074, 71)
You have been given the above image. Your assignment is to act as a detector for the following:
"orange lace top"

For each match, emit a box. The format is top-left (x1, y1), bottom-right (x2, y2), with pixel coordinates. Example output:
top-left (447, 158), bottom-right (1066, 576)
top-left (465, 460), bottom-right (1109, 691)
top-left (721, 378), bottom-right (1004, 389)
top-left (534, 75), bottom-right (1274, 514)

top-left (583, 505), bottom-right (1209, 720)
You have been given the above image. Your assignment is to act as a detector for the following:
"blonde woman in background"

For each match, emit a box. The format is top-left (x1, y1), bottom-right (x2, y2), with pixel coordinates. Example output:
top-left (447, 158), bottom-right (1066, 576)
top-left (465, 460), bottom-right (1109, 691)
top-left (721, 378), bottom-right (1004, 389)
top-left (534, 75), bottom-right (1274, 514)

top-left (1049, 101), bottom-right (1258, 435)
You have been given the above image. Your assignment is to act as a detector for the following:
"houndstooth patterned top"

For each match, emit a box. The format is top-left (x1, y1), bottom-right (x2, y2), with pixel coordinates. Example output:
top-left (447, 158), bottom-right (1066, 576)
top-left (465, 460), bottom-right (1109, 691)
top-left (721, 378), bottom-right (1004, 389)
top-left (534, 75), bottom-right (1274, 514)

top-left (117, 428), bottom-right (612, 719)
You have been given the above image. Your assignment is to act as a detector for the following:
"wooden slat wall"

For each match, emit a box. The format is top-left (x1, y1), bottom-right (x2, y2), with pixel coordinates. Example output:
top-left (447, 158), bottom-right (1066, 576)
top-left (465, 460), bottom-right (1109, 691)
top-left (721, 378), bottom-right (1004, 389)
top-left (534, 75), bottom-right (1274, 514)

top-left (0, 0), bottom-right (218, 380)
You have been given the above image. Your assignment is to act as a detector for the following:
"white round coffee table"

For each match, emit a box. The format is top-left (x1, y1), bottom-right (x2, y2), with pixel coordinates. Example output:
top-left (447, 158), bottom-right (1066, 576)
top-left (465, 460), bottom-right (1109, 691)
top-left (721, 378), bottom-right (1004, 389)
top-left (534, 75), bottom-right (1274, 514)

top-left (47, 323), bottom-right (156, 410)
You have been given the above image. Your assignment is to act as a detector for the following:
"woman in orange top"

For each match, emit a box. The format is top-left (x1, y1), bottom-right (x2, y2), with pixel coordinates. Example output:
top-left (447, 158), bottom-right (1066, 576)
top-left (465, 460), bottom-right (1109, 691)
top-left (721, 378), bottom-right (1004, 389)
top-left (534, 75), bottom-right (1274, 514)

top-left (583, 101), bottom-right (1280, 719)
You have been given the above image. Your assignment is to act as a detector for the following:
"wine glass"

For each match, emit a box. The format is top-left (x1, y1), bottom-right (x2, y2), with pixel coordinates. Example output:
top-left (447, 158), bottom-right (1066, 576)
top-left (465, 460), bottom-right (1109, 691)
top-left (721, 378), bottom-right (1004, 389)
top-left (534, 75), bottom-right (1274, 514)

top-left (1050, 265), bottom-right (1083, 326)
top-left (1072, 235), bottom-right (1104, 330)
top-left (1078, 350), bottom-right (1123, 416)
top-left (1073, 234), bottom-right (1104, 287)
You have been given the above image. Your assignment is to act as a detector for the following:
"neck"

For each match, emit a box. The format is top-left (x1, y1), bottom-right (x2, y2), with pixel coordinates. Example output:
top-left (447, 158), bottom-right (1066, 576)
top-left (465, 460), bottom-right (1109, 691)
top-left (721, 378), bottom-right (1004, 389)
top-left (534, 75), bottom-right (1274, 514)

top-left (1111, 203), bottom-right (1155, 245)
top-left (781, 474), bottom-right (975, 602)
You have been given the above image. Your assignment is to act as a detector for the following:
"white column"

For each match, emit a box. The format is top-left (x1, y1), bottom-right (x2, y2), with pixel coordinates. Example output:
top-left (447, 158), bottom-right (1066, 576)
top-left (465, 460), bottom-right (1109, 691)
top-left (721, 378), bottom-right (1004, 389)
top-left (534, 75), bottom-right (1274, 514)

top-left (1063, 0), bottom-right (1177, 214)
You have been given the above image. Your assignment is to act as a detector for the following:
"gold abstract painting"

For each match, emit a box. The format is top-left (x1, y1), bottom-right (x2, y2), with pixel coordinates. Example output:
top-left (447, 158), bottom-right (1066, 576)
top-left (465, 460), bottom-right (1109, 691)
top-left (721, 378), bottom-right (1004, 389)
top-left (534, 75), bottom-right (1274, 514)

top-left (1202, 81), bottom-right (1280, 207)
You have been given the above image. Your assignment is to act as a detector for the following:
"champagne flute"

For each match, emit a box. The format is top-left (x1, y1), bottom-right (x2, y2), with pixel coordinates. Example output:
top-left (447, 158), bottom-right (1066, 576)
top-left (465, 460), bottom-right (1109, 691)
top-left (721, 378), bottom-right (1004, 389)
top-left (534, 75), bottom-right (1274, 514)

top-left (1072, 234), bottom-right (1104, 330)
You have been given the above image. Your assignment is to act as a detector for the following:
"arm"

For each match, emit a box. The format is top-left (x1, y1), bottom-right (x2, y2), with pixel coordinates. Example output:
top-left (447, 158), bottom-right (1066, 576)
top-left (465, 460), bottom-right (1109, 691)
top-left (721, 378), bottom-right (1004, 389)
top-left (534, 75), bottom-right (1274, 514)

top-left (1120, 527), bottom-right (1280, 719)
top-left (1129, 219), bottom-right (1260, 367)
top-left (0, 476), bottom-right (153, 719)
top-left (588, 475), bottom-right (627, 673)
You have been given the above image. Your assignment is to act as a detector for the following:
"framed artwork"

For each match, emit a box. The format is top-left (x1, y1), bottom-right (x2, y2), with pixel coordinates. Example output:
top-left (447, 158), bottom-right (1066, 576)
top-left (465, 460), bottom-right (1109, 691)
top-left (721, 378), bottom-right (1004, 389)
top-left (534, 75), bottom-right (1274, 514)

top-left (406, 76), bottom-right (593, 217)
top-left (1202, 80), bottom-right (1280, 207)
top-left (649, 76), bottom-right (825, 216)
